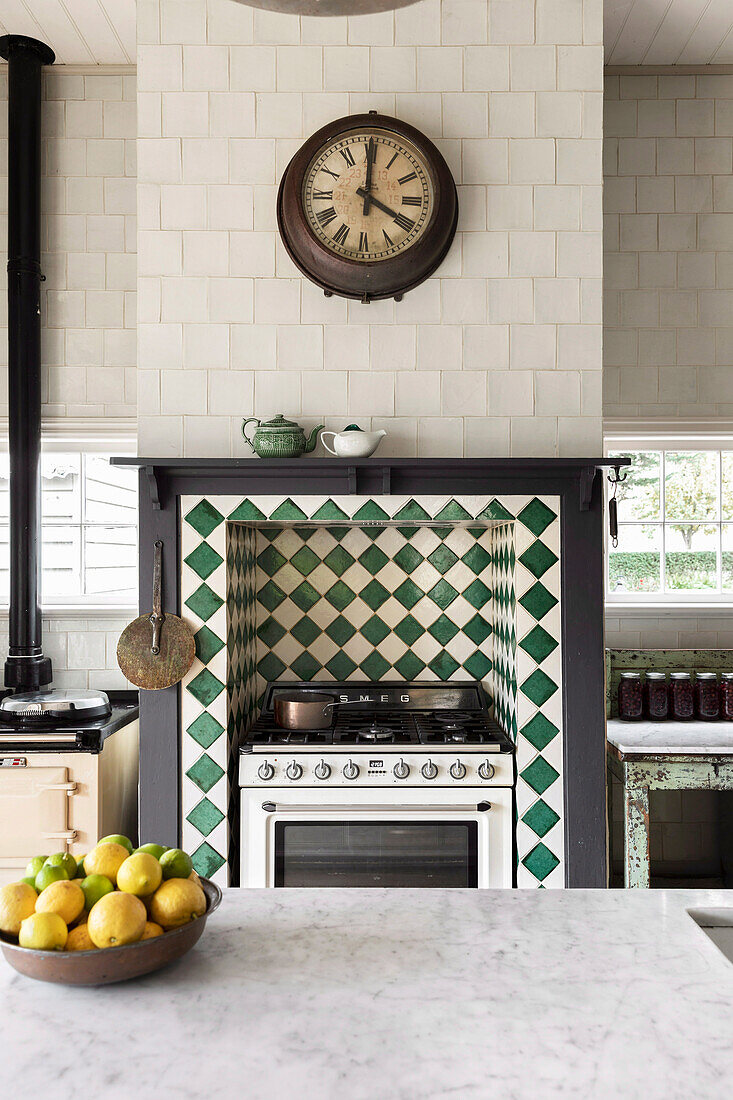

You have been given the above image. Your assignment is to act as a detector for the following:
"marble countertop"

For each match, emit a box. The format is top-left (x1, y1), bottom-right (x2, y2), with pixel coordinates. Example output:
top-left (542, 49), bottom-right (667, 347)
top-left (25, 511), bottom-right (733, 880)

top-left (608, 717), bottom-right (733, 755)
top-left (2, 888), bottom-right (733, 1098)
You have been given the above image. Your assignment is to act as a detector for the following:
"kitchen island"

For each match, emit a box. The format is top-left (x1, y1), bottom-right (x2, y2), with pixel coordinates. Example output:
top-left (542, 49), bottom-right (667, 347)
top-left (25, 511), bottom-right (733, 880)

top-left (2, 888), bottom-right (732, 1099)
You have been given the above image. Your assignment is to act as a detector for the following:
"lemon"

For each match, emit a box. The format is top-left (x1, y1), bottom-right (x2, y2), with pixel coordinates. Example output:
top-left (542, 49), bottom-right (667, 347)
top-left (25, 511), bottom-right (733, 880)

top-left (25, 855), bottom-right (48, 879)
top-left (35, 879), bottom-right (85, 925)
top-left (150, 879), bottom-right (206, 930)
top-left (141, 921), bottom-right (164, 940)
top-left (0, 882), bottom-right (37, 936)
top-left (74, 909), bottom-right (89, 925)
top-left (133, 843), bottom-right (168, 860)
top-left (19, 911), bottom-right (67, 951)
top-left (159, 848), bottom-right (193, 881)
top-left (117, 853), bottom-right (162, 898)
top-left (189, 869), bottom-right (202, 886)
top-left (35, 863), bottom-right (69, 892)
top-left (98, 834), bottom-right (134, 855)
top-left (66, 924), bottom-right (96, 951)
top-left (87, 892), bottom-right (146, 948)
top-left (44, 852), bottom-right (77, 879)
top-left (83, 842), bottom-right (129, 885)
top-left (81, 873), bottom-right (114, 911)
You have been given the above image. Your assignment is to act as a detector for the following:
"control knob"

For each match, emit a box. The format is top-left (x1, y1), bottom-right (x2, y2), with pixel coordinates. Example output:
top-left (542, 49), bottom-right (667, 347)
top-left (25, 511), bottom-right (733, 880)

top-left (393, 758), bottom-right (410, 780)
top-left (257, 761), bottom-right (275, 781)
top-left (314, 759), bottom-right (331, 780)
top-left (450, 760), bottom-right (467, 780)
top-left (286, 760), bottom-right (303, 781)
top-left (421, 759), bottom-right (438, 780)
top-left (343, 759), bottom-right (360, 780)
top-left (478, 760), bottom-right (495, 780)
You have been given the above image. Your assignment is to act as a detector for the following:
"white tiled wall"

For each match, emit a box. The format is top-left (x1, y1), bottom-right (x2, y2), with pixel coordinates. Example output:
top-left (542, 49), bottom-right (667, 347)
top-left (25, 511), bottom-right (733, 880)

top-left (137, 0), bottom-right (604, 458)
top-left (0, 615), bottom-right (131, 690)
top-left (0, 68), bottom-right (137, 417)
top-left (605, 610), bottom-right (733, 650)
top-left (603, 72), bottom-right (733, 416)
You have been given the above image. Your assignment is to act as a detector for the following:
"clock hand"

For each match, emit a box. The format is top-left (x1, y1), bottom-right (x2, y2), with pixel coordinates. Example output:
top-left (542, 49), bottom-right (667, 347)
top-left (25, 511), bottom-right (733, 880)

top-left (356, 186), bottom-right (401, 222)
top-left (362, 138), bottom-right (374, 216)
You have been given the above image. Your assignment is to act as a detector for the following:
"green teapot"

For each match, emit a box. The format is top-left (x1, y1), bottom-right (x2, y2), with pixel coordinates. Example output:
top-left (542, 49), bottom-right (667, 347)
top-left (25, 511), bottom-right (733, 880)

top-left (242, 413), bottom-right (323, 459)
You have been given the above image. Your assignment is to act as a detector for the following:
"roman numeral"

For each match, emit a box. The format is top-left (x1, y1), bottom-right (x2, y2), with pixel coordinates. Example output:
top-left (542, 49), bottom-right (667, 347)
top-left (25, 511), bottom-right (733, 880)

top-left (340, 147), bottom-right (356, 167)
top-left (383, 230), bottom-right (394, 247)
top-left (321, 166), bottom-right (339, 180)
top-left (402, 195), bottom-right (422, 206)
top-left (393, 213), bottom-right (415, 232)
top-left (386, 152), bottom-right (399, 169)
top-left (359, 232), bottom-right (369, 252)
top-left (316, 206), bottom-right (337, 227)
top-left (312, 189), bottom-right (333, 200)
top-left (333, 223), bottom-right (349, 245)
top-left (398, 171), bottom-right (417, 185)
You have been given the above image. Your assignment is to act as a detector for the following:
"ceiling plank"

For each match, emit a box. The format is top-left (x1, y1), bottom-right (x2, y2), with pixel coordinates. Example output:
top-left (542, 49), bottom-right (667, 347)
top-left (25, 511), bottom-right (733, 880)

top-left (24, 0), bottom-right (93, 64)
top-left (98, 0), bottom-right (135, 64)
top-left (62, 0), bottom-right (129, 64)
top-left (609, 0), bottom-right (675, 64)
top-left (604, 0), bottom-right (637, 62)
top-left (643, 0), bottom-right (710, 64)
top-left (677, 0), bottom-right (733, 63)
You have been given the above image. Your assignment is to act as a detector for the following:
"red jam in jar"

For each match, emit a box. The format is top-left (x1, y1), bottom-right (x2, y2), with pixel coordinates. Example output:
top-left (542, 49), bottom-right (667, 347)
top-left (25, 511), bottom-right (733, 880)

top-left (669, 672), bottom-right (693, 720)
top-left (695, 672), bottom-right (719, 720)
top-left (619, 672), bottom-right (643, 720)
top-left (720, 673), bottom-right (733, 721)
top-left (644, 672), bottom-right (668, 720)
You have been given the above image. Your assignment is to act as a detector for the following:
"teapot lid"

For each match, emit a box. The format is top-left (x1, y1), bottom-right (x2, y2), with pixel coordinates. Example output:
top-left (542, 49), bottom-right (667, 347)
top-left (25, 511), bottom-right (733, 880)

top-left (341, 423), bottom-right (363, 432)
top-left (259, 413), bottom-right (301, 431)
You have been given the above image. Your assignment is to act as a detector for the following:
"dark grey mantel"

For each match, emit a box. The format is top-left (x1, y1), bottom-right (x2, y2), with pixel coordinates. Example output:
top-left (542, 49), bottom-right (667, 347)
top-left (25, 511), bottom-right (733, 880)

top-left (112, 455), bottom-right (629, 888)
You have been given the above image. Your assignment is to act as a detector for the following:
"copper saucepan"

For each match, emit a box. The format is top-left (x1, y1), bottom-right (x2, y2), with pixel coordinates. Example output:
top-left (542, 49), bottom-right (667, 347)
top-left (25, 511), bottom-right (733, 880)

top-left (273, 691), bottom-right (338, 730)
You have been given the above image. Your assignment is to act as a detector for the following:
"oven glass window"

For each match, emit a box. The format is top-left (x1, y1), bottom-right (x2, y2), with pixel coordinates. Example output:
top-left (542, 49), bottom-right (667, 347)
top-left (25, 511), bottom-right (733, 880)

top-left (274, 821), bottom-right (478, 888)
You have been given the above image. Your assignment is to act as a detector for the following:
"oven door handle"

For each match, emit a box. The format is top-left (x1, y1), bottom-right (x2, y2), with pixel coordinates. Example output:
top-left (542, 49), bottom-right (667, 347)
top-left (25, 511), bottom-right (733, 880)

top-left (261, 801), bottom-right (491, 813)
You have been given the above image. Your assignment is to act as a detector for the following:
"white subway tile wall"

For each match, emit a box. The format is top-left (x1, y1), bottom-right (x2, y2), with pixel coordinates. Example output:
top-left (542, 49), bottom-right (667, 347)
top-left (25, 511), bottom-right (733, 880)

top-left (604, 73), bottom-right (733, 417)
top-left (0, 617), bottom-right (132, 691)
top-left (137, 0), bottom-right (604, 458)
top-left (0, 71), bottom-right (137, 418)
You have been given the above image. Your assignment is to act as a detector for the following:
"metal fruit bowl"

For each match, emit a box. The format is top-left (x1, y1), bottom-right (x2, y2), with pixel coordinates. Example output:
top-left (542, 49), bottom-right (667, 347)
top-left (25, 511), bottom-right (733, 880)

top-left (0, 878), bottom-right (222, 986)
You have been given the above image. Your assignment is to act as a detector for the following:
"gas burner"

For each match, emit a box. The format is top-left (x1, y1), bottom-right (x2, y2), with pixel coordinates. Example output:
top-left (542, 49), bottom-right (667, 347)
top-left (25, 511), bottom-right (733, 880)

top-left (358, 723), bottom-right (393, 742)
top-left (435, 712), bottom-right (472, 725)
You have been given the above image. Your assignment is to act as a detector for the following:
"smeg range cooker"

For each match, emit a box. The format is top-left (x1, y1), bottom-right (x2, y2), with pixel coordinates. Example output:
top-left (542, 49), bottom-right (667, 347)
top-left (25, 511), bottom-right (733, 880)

top-left (238, 682), bottom-right (515, 889)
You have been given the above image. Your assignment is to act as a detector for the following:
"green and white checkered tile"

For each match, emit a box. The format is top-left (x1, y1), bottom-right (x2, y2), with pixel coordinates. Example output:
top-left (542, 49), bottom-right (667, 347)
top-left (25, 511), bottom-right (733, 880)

top-left (180, 494), bottom-right (563, 887)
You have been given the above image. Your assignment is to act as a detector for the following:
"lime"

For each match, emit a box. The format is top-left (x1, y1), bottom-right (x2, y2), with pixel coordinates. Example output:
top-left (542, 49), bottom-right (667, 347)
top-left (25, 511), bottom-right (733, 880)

top-left (45, 852), bottom-right (77, 879)
top-left (19, 911), bottom-right (67, 951)
top-left (35, 863), bottom-right (69, 892)
top-left (81, 873), bottom-right (114, 911)
top-left (20, 876), bottom-right (38, 892)
top-left (159, 848), bottom-right (193, 880)
top-left (133, 843), bottom-right (168, 860)
top-left (98, 834), bottom-right (134, 855)
top-left (75, 855), bottom-right (86, 878)
top-left (25, 855), bottom-right (48, 879)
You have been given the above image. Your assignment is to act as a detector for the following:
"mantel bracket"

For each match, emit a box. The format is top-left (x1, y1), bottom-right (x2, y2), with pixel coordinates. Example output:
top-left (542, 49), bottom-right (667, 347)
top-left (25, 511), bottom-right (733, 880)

top-left (579, 467), bottom-right (596, 511)
top-left (347, 465), bottom-right (357, 494)
top-left (144, 465), bottom-right (161, 511)
top-left (382, 466), bottom-right (391, 495)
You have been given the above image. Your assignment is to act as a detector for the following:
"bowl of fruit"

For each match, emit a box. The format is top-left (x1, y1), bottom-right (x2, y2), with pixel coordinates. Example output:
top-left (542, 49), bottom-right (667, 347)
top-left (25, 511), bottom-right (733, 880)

top-left (0, 835), bottom-right (222, 985)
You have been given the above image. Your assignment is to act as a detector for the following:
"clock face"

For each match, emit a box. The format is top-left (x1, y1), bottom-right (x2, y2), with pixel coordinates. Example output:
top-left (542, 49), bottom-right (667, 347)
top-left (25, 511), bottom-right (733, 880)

top-left (302, 129), bottom-right (434, 263)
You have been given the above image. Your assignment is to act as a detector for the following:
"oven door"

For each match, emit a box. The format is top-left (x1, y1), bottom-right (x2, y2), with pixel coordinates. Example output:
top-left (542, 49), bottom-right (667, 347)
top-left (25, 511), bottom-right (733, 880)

top-left (241, 787), bottom-right (512, 889)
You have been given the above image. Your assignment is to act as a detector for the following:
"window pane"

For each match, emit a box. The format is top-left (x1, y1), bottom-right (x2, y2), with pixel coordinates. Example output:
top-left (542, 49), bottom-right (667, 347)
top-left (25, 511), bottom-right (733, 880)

top-left (84, 455), bottom-right (138, 524)
top-left (665, 523), bottom-right (718, 591)
top-left (42, 454), bottom-right (81, 524)
top-left (84, 526), bottom-right (137, 601)
top-left (609, 450), bottom-right (660, 522)
top-left (722, 454), bottom-right (733, 521)
top-left (609, 524), bottom-right (661, 593)
top-left (664, 451), bottom-right (719, 521)
top-left (42, 524), bottom-right (82, 600)
top-left (722, 526), bottom-right (733, 590)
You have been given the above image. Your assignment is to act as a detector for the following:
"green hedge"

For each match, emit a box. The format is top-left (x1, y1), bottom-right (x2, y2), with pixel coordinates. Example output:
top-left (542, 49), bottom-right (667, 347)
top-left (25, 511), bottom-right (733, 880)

top-left (609, 551), bottom-right (733, 591)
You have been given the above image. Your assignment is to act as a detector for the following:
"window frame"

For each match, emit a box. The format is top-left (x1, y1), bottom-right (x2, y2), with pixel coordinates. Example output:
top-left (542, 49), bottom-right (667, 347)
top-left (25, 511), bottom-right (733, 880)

top-left (604, 430), bottom-right (733, 610)
top-left (0, 424), bottom-right (138, 615)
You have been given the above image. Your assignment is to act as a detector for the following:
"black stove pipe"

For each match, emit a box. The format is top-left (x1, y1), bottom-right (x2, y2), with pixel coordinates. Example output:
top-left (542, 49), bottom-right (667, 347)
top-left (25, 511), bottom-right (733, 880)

top-left (0, 35), bottom-right (55, 692)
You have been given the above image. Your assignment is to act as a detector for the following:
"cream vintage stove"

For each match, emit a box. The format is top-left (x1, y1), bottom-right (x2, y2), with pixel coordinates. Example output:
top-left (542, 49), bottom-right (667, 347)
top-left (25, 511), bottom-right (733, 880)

top-left (239, 682), bottom-right (515, 889)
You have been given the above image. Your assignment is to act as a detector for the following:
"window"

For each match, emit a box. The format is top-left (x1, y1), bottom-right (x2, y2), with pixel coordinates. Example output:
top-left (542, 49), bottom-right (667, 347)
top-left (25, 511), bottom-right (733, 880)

top-left (0, 442), bottom-right (138, 609)
top-left (606, 435), bottom-right (733, 604)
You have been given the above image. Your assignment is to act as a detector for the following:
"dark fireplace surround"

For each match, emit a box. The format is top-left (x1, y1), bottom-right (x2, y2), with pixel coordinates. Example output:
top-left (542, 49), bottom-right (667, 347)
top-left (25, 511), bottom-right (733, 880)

top-left (114, 456), bottom-right (625, 888)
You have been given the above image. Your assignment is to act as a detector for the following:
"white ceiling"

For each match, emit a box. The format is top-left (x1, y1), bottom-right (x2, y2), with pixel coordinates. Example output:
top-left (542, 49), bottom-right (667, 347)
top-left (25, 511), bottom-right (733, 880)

top-left (0, 0), bottom-right (731, 68)
top-left (0, 0), bottom-right (135, 65)
top-left (605, 0), bottom-right (733, 64)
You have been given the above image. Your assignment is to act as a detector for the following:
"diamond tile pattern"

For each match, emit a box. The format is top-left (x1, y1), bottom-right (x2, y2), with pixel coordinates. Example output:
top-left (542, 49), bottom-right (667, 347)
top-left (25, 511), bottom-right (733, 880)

top-left (180, 494), bottom-right (563, 889)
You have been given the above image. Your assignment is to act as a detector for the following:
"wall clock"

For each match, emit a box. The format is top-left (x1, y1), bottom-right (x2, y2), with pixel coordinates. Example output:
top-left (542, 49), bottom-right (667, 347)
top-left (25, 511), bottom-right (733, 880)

top-left (277, 111), bottom-right (458, 302)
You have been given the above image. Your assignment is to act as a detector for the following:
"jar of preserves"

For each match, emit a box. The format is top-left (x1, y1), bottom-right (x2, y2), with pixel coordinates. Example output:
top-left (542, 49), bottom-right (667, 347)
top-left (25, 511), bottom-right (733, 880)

top-left (669, 672), bottom-right (693, 720)
top-left (720, 673), bottom-right (733, 721)
top-left (644, 672), bottom-right (668, 720)
top-left (618, 672), bottom-right (643, 720)
top-left (695, 672), bottom-right (719, 720)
